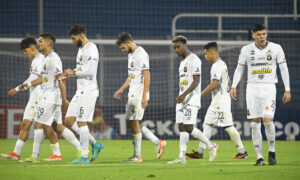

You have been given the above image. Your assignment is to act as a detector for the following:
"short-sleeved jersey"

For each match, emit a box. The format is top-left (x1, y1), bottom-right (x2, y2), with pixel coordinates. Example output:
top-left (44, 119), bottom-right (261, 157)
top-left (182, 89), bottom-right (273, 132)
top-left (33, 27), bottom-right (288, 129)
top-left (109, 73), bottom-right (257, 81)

top-left (210, 58), bottom-right (231, 111)
top-left (28, 53), bottom-right (44, 96)
top-left (127, 46), bottom-right (150, 99)
top-left (41, 51), bottom-right (62, 105)
top-left (178, 53), bottom-right (201, 108)
top-left (75, 42), bottom-right (99, 96)
top-left (238, 42), bottom-right (286, 83)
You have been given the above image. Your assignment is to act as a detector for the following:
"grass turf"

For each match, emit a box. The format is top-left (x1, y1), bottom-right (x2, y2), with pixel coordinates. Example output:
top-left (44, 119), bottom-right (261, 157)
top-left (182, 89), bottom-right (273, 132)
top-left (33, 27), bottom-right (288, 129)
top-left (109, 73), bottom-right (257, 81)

top-left (0, 139), bottom-right (300, 180)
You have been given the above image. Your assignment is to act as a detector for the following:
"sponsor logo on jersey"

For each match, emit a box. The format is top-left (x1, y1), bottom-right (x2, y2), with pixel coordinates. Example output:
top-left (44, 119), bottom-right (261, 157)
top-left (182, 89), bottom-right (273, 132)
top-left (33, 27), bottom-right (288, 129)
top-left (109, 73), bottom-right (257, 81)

top-left (128, 74), bottom-right (135, 79)
top-left (76, 68), bottom-right (82, 71)
top-left (267, 55), bottom-right (272, 61)
top-left (42, 77), bottom-right (48, 82)
top-left (179, 80), bottom-right (188, 86)
top-left (252, 68), bottom-right (272, 74)
top-left (251, 56), bottom-right (255, 60)
top-left (258, 57), bottom-right (265, 60)
top-left (184, 66), bottom-right (187, 72)
top-left (131, 62), bottom-right (134, 67)
top-left (250, 50), bottom-right (255, 55)
top-left (251, 62), bottom-right (268, 66)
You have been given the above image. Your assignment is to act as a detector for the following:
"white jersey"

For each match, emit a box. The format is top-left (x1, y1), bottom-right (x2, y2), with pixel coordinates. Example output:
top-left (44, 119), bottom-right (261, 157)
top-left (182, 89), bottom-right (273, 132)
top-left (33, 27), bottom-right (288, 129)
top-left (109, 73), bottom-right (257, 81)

top-left (238, 42), bottom-right (286, 84)
top-left (41, 51), bottom-right (62, 105)
top-left (127, 46), bottom-right (150, 99)
top-left (178, 53), bottom-right (201, 108)
top-left (26, 53), bottom-right (44, 97)
top-left (209, 58), bottom-right (231, 111)
top-left (75, 42), bottom-right (99, 96)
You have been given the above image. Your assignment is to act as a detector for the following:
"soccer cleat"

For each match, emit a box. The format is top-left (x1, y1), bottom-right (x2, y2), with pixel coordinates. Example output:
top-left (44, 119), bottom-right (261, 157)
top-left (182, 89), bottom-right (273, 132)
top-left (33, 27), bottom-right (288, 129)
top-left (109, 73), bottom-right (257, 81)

top-left (1, 152), bottom-right (20, 161)
top-left (167, 157), bottom-right (187, 164)
top-left (233, 151), bottom-right (248, 159)
top-left (209, 143), bottom-right (218, 162)
top-left (23, 156), bottom-right (39, 163)
top-left (91, 142), bottom-right (104, 162)
top-left (123, 156), bottom-right (143, 162)
top-left (268, 151), bottom-right (277, 165)
top-left (69, 157), bottom-right (90, 164)
top-left (44, 154), bottom-right (63, 161)
top-left (156, 140), bottom-right (167, 159)
top-left (186, 150), bottom-right (203, 159)
top-left (255, 158), bottom-right (266, 166)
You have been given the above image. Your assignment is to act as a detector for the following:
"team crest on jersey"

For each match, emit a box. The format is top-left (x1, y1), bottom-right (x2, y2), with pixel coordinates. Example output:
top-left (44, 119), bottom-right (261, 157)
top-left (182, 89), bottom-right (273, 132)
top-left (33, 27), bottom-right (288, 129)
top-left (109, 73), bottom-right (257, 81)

top-left (265, 106), bottom-right (269, 111)
top-left (131, 62), bottom-right (134, 67)
top-left (258, 74), bottom-right (264, 79)
top-left (267, 55), bottom-right (272, 61)
top-left (250, 50), bottom-right (255, 55)
top-left (184, 66), bottom-right (187, 72)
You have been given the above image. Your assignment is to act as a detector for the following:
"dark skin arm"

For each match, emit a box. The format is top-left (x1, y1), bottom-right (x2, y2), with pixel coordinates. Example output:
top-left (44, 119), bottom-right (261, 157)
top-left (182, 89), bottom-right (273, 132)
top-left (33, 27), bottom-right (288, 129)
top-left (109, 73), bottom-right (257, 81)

top-left (176, 75), bottom-right (200, 103)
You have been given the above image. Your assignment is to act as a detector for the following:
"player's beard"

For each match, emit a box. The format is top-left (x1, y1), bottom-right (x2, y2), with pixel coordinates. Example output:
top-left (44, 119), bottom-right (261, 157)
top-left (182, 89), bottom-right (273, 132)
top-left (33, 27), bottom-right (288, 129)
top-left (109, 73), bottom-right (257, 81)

top-left (76, 39), bottom-right (82, 48)
top-left (128, 47), bottom-right (132, 54)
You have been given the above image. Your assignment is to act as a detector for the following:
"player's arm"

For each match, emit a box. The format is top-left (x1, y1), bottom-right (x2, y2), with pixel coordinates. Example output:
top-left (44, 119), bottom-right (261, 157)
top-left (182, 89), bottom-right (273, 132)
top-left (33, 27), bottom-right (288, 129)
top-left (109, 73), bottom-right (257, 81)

top-left (114, 78), bottom-right (130, 99)
top-left (230, 63), bottom-right (245, 100)
top-left (142, 69), bottom-right (150, 108)
top-left (19, 76), bottom-right (43, 91)
top-left (201, 79), bottom-right (219, 97)
top-left (8, 73), bottom-right (40, 97)
top-left (277, 46), bottom-right (291, 104)
top-left (57, 74), bottom-right (69, 108)
top-left (176, 75), bottom-right (199, 103)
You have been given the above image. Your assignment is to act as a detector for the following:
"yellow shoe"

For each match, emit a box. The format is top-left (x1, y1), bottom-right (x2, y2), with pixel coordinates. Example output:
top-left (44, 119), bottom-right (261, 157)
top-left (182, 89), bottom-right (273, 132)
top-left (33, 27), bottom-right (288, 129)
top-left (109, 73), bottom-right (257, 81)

top-left (23, 156), bottom-right (39, 163)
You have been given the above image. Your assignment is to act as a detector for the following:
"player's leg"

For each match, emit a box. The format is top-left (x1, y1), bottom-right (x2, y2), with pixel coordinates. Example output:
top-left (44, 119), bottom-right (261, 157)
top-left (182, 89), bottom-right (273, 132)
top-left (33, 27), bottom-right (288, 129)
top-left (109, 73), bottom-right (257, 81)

top-left (124, 120), bottom-right (143, 162)
top-left (247, 84), bottom-right (265, 165)
top-left (225, 125), bottom-right (247, 159)
top-left (262, 84), bottom-right (277, 165)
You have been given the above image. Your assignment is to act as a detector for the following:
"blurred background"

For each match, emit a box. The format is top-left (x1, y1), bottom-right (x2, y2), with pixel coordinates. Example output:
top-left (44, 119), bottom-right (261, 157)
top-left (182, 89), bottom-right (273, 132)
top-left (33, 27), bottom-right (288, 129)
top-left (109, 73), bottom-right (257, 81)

top-left (0, 0), bottom-right (299, 140)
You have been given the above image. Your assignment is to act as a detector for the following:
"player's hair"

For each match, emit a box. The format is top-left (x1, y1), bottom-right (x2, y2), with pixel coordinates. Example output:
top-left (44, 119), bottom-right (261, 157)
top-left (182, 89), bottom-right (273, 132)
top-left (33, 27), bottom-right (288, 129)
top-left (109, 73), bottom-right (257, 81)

top-left (204, 42), bottom-right (218, 51)
top-left (69, 24), bottom-right (86, 36)
top-left (40, 32), bottom-right (56, 46)
top-left (116, 32), bottom-right (133, 46)
top-left (172, 35), bottom-right (187, 44)
top-left (20, 37), bottom-right (37, 50)
top-left (252, 24), bottom-right (266, 33)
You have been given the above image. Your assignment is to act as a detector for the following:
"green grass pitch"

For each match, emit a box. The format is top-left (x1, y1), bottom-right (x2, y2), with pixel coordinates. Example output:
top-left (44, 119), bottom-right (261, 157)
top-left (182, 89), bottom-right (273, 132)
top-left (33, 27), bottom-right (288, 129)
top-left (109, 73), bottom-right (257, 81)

top-left (0, 139), bottom-right (300, 180)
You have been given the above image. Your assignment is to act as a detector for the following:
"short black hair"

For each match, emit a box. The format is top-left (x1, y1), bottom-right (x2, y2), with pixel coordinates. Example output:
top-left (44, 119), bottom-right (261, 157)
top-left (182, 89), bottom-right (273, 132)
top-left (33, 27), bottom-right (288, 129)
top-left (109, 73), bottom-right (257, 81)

top-left (20, 37), bottom-right (37, 50)
top-left (204, 42), bottom-right (218, 51)
top-left (69, 24), bottom-right (86, 36)
top-left (116, 32), bottom-right (133, 46)
top-left (172, 35), bottom-right (187, 44)
top-left (252, 24), bottom-right (266, 33)
top-left (40, 32), bottom-right (56, 45)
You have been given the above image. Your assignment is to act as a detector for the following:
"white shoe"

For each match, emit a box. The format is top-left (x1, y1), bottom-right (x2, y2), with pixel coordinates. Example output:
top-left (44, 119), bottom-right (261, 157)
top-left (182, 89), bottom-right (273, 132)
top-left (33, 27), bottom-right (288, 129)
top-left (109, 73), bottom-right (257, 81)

top-left (167, 157), bottom-right (186, 164)
top-left (209, 144), bottom-right (218, 162)
top-left (156, 140), bottom-right (167, 159)
top-left (123, 156), bottom-right (143, 162)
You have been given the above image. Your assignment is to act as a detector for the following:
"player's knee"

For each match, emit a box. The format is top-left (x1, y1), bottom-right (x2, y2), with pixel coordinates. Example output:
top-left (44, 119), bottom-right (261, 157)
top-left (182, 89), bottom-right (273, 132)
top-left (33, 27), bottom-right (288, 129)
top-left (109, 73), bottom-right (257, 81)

top-left (21, 120), bottom-right (32, 131)
top-left (56, 124), bottom-right (65, 133)
top-left (184, 125), bottom-right (193, 133)
top-left (65, 117), bottom-right (75, 127)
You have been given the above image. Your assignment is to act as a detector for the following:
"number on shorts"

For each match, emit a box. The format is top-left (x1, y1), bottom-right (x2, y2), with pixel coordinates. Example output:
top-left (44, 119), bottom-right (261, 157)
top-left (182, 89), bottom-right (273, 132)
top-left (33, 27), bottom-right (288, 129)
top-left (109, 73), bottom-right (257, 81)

top-left (185, 108), bottom-right (192, 117)
top-left (217, 112), bottom-right (224, 120)
top-left (37, 107), bottom-right (44, 119)
top-left (130, 105), bottom-right (135, 115)
top-left (80, 107), bottom-right (84, 115)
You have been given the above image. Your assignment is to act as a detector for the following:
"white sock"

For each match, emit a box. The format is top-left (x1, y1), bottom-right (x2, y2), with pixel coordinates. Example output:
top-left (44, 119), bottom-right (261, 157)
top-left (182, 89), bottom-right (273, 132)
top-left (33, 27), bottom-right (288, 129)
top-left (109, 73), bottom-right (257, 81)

top-left (32, 129), bottom-right (44, 158)
top-left (61, 128), bottom-right (82, 152)
top-left (78, 125), bottom-right (90, 158)
top-left (133, 133), bottom-right (142, 157)
top-left (198, 124), bottom-right (213, 153)
top-left (225, 126), bottom-right (246, 154)
top-left (264, 121), bottom-right (276, 152)
top-left (251, 122), bottom-right (263, 159)
top-left (13, 139), bottom-right (25, 155)
top-left (71, 121), bottom-right (96, 145)
top-left (179, 132), bottom-right (189, 158)
top-left (191, 127), bottom-right (213, 150)
top-left (141, 126), bottom-right (159, 145)
top-left (50, 143), bottom-right (61, 156)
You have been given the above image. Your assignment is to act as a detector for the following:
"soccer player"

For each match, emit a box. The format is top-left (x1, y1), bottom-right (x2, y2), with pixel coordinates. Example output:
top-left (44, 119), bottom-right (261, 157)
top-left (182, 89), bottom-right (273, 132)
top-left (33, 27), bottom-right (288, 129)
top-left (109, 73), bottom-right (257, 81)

top-left (186, 42), bottom-right (248, 160)
top-left (20, 33), bottom-right (82, 162)
top-left (1, 37), bottom-right (44, 161)
top-left (230, 24), bottom-right (291, 166)
top-left (65, 24), bottom-right (104, 164)
top-left (168, 36), bottom-right (218, 164)
top-left (114, 32), bottom-right (167, 162)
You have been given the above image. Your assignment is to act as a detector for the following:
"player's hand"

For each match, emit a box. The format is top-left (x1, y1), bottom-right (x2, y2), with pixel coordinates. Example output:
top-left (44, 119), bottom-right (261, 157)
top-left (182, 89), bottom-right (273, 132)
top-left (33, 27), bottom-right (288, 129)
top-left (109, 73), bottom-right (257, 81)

top-left (230, 88), bottom-right (237, 101)
top-left (142, 96), bottom-right (148, 109)
top-left (8, 88), bottom-right (17, 97)
top-left (176, 94), bottom-right (186, 103)
top-left (64, 68), bottom-right (75, 76)
top-left (19, 84), bottom-right (28, 91)
top-left (282, 91), bottom-right (291, 104)
top-left (114, 89), bottom-right (123, 99)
